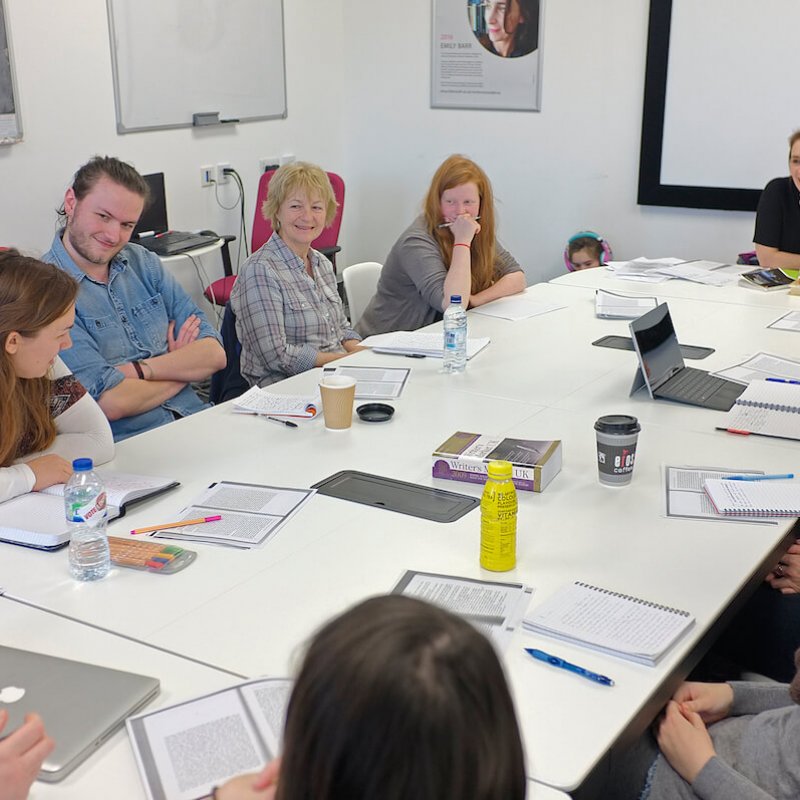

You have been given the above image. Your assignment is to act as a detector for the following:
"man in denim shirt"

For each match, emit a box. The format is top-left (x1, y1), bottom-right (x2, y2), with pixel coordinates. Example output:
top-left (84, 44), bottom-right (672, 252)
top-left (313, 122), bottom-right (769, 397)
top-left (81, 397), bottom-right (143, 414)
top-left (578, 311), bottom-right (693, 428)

top-left (43, 157), bottom-right (225, 441)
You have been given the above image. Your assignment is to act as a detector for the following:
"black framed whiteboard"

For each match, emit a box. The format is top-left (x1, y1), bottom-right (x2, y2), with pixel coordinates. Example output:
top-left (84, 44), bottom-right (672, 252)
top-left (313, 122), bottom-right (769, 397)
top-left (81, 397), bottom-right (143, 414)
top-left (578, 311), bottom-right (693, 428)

top-left (107, 0), bottom-right (286, 133)
top-left (0, 0), bottom-right (22, 144)
top-left (638, 0), bottom-right (798, 211)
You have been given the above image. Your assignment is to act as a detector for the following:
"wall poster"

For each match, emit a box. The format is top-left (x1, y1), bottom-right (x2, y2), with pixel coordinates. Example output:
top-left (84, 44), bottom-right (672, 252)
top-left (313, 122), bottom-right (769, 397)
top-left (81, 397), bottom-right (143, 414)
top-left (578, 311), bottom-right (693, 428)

top-left (431, 0), bottom-right (543, 112)
top-left (0, 0), bottom-right (21, 144)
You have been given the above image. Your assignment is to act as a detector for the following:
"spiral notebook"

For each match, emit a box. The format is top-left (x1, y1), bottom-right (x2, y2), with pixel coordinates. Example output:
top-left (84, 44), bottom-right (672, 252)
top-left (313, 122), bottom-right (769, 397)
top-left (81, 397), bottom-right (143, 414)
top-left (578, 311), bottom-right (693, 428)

top-left (717, 380), bottom-right (800, 442)
top-left (522, 581), bottom-right (695, 666)
top-left (703, 479), bottom-right (800, 517)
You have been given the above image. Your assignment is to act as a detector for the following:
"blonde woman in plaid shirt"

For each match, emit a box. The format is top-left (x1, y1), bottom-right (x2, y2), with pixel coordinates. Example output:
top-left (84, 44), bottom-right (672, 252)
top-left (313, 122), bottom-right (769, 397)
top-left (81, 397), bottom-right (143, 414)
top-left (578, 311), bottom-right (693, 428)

top-left (230, 163), bottom-right (362, 388)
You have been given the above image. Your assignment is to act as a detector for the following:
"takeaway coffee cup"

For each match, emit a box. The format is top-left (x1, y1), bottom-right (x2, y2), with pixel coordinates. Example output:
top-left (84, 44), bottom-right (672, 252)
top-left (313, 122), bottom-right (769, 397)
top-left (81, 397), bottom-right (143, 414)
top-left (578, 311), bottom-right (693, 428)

top-left (319, 375), bottom-right (357, 430)
top-left (594, 415), bottom-right (641, 486)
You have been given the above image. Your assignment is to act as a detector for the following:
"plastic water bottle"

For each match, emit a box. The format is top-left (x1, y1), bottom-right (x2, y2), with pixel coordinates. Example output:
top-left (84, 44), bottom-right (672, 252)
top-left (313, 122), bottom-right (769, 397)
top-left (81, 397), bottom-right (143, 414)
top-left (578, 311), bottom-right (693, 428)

top-left (65, 458), bottom-right (110, 581)
top-left (442, 294), bottom-right (467, 373)
top-left (480, 460), bottom-right (518, 572)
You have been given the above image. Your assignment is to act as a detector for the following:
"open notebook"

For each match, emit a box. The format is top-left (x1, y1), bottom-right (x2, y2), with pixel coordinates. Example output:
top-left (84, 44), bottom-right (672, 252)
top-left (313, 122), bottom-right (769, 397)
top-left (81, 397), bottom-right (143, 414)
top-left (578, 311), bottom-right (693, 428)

top-left (0, 473), bottom-right (178, 550)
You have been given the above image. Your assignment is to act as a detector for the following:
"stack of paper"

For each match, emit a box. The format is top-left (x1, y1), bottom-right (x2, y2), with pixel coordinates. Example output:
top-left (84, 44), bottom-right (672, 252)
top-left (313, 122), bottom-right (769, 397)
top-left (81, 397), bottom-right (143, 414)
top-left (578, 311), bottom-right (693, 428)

top-left (607, 258), bottom-right (740, 286)
top-left (360, 331), bottom-right (490, 360)
top-left (153, 481), bottom-right (314, 549)
top-left (326, 365), bottom-right (410, 399)
top-left (595, 289), bottom-right (658, 319)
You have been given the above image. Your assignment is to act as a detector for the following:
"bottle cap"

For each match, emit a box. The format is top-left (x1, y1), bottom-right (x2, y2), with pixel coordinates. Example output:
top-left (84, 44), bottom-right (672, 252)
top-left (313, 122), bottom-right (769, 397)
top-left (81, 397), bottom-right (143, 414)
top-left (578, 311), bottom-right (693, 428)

top-left (72, 458), bottom-right (94, 471)
top-left (449, 294), bottom-right (462, 304)
top-left (487, 459), bottom-right (513, 479)
top-left (594, 415), bottom-right (640, 435)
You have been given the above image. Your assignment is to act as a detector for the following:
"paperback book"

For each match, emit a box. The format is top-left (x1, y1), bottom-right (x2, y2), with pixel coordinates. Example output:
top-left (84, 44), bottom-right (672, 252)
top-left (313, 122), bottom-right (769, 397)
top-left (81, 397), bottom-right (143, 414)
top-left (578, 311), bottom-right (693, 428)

top-left (432, 432), bottom-right (562, 493)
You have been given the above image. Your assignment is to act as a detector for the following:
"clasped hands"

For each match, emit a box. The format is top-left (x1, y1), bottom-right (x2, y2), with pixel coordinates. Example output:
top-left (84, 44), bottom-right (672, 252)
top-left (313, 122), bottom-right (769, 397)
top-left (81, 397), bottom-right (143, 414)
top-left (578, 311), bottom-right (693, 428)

top-left (655, 681), bottom-right (732, 784)
top-left (767, 539), bottom-right (800, 594)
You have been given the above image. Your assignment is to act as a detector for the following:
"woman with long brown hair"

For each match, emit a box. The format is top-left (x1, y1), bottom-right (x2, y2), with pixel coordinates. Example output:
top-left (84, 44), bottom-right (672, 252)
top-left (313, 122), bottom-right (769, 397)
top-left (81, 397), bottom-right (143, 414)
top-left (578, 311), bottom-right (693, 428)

top-left (356, 155), bottom-right (526, 337)
top-left (0, 250), bottom-right (113, 503)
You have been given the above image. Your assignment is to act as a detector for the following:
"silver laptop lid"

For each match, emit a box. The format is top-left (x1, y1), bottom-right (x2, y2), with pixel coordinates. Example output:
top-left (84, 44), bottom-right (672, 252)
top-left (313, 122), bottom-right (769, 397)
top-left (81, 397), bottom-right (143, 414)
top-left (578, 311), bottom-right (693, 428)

top-left (0, 645), bottom-right (159, 782)
top-left (629, 302), bottom-right (686, 397)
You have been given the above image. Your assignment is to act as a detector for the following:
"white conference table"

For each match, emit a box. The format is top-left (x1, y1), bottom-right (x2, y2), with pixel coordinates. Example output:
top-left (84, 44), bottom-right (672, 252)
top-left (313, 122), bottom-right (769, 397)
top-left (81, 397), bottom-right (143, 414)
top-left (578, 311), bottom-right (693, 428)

top-left (3, 601), bottom-right (568, 800)
top-left (2, 597), bottom-right (241, 800)
top-left (1, 279), bottom-right (798, 798)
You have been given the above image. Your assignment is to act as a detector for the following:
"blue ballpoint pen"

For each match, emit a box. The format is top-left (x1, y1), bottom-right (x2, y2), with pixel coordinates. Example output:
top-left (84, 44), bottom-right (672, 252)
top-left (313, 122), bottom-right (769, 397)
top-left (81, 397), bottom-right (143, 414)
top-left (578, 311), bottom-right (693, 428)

top-left (724, 473), bottom-right (794, 481)
top-left (525, 648), bottom-right (615, 686)
top-left (766, 377), bottom-right (800, 385)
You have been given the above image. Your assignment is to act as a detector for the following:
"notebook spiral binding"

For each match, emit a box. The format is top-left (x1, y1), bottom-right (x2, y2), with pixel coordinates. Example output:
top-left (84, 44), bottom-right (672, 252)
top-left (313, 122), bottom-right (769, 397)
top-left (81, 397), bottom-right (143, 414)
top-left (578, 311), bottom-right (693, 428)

top-left (575, 581), bottom-right (691, 617)
top-left (738, 399), bottom-right (799, 413)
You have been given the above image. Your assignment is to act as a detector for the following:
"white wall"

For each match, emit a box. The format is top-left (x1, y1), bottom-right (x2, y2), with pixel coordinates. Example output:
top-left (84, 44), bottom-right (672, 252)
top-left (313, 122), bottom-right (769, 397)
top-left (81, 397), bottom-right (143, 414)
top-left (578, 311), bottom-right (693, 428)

top-left (338, 0), bottom-right (757, 283)
top-left (1, 0), bottom-right (758, 285)
top-left (0, 0), bottom-right (344, 260)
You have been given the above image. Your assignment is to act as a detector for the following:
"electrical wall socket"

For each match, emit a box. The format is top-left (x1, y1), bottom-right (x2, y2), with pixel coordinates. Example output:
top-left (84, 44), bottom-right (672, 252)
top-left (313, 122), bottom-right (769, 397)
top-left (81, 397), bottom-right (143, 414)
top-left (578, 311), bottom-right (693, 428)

top-left (200, 165), bottom-right (214, 187)
top-left (215, 162), bottom-right (231, 185)
top-left (259, 157), bottom-right (279, 174)
top-left (279, 153), bottom-right (295, 166)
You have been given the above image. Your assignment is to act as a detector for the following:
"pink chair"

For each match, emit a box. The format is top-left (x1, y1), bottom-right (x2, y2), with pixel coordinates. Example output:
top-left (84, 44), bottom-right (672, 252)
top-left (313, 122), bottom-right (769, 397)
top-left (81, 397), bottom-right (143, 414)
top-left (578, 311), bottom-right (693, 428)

top-left (205, 169), bottom-right (345, 307)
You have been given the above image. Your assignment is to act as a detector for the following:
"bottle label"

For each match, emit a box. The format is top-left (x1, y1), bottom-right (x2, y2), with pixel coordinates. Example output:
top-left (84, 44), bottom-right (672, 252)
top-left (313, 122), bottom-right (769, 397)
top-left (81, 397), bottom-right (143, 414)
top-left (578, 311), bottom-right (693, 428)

top-left (480, 481), bottom-right (517, 571)
top-left (68, 491), bottom-right (108, 527)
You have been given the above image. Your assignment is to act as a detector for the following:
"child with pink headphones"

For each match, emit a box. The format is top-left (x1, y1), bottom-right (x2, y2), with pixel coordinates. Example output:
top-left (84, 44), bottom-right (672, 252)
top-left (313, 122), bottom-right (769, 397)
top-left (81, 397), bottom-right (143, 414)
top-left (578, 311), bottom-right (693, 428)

top-left (564, 231), bottom-right (613, 271)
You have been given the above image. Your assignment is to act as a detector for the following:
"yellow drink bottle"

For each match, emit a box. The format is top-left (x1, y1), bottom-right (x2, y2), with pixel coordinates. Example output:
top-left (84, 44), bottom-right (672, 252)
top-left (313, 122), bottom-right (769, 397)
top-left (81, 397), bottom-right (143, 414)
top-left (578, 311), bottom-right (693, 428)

top-left (480, 460), bottom-right (517, 571)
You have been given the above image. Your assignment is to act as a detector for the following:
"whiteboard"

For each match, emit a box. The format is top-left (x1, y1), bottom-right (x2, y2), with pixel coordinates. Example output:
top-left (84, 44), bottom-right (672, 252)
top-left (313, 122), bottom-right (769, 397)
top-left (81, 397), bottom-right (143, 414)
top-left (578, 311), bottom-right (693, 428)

top-left (107, 0), bottom-right (286, 133)
top-left (0, 0), bottom-right (22, 145)
top-left (638, 0), bottom-right (799, 211)
top-left (662, 0), bottom-right (798, 190)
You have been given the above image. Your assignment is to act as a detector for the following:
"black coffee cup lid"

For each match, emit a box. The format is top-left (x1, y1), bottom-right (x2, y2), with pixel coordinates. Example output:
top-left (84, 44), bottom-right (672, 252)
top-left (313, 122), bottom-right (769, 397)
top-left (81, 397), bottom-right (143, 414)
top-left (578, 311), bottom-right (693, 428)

top-left (594, 414), bottom-right (640, 434)
top-left (356, 403), bottom-right (395, 423)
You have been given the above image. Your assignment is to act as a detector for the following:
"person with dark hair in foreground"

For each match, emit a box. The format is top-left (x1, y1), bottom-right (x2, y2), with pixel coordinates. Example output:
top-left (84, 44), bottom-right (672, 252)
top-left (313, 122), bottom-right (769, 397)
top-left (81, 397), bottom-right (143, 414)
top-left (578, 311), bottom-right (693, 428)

top-left (215, 595), bottom-right (527, 800)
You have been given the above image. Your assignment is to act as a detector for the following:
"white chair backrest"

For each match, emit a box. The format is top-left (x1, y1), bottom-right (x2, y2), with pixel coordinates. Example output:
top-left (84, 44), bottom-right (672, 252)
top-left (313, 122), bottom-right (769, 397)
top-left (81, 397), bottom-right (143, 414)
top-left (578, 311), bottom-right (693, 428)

top-left (343, 261), bottom-right (382, 326)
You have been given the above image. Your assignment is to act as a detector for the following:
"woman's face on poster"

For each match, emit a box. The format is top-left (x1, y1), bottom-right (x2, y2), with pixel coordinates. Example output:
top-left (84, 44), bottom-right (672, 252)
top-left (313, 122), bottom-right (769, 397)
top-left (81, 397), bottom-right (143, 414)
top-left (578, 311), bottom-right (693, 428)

top-left (483, 0), bottom-right (523, 56)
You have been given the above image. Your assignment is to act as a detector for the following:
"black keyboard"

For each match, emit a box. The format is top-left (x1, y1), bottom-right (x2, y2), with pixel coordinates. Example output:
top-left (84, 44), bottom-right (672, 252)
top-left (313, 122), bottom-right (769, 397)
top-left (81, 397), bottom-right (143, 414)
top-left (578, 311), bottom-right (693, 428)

top-left (138, 232), bottom-right (219, 256)
top-left (660, 367), bottom-right (729, 403)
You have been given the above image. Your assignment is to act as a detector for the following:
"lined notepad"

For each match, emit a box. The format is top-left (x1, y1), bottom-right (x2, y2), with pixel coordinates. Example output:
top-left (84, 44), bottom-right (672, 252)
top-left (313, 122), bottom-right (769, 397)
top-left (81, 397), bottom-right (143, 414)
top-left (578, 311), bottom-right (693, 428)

top-left (522, 581), bottom-right (694, 666)
top-left (718, 380), bottom-right (800, 441)
top-left (703, 479), bottom-right (800, 517)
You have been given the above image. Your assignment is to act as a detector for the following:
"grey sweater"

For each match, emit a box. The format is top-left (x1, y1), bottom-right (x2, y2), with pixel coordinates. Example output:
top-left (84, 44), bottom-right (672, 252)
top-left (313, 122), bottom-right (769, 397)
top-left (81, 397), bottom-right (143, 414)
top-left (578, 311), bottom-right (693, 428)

top-left (647, 682), bottom-right (799, 800)
top-left (356, 216), bottom-right (522, 338)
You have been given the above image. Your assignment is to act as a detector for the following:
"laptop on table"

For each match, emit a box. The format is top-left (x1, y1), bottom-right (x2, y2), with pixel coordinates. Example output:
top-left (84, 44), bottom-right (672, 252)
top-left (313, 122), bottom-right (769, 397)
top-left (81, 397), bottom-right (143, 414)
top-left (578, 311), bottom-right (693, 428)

top-left (134, 172), bottom-right (219, 256)
top-left (0, 645), bottom-right (159, 781)
top-left (628, 302), bottom-right (745, 411)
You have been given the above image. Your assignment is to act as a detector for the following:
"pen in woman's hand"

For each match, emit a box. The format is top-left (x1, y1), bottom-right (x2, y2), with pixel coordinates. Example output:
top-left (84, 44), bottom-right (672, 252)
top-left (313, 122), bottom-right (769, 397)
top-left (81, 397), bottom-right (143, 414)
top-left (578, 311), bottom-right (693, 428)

top-left (438, 216), bottom-right (481, 228)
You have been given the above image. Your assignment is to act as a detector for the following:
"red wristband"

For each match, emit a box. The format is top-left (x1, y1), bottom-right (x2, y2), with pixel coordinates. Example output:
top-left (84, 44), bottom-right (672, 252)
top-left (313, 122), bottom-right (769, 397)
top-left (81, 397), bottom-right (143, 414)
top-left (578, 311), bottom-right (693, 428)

top-left (453, 243), bottom-right (471, 249)
top-left (132, 361), bottom-right (145, 379)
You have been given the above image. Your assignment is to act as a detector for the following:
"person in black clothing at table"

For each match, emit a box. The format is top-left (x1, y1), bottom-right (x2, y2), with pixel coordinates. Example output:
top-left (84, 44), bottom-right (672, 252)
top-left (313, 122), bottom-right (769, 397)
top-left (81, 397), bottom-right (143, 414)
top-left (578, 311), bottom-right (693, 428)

top-left (753, 129), bottom-right (800, 270)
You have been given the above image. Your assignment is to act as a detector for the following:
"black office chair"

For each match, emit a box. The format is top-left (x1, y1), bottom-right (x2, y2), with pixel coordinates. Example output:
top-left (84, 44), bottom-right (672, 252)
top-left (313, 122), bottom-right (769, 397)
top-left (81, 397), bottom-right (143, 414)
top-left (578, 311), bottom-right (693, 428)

top-left (209, 303), bottom-right (248, 404)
